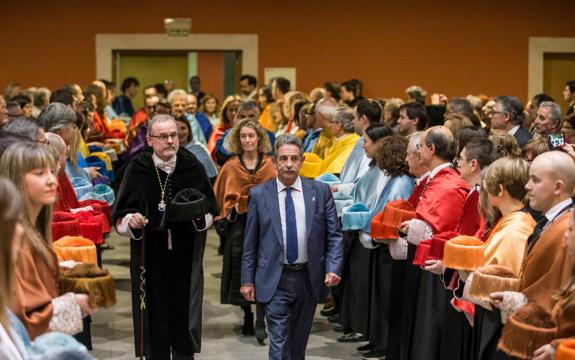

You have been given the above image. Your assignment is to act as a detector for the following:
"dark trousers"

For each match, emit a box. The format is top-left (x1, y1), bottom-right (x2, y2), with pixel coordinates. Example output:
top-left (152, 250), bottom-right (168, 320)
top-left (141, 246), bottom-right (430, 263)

top-left (264, 267), bottom-right (317, 360)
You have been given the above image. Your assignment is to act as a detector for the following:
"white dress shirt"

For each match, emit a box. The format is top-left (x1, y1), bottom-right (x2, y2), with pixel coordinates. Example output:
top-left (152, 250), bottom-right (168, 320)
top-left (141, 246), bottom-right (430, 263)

top-left (544, 198), bottom-right (573, 223)
top-left (429, 162), bottom-right (452, 179)
top-left (277, 177), bottom-right (308, 264)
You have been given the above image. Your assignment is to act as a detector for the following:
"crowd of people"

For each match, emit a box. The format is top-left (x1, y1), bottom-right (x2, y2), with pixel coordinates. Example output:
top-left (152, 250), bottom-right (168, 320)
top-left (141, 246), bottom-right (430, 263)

top-left (1, 74), bottom-right (575, 360)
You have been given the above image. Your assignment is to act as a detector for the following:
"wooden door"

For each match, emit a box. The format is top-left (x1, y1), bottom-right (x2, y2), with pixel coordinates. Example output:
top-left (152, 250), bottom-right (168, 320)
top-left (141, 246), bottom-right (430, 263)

top-left (115, 51), bottom-right (189, 110)
top-left (543, 53), bottom-right (575, 113)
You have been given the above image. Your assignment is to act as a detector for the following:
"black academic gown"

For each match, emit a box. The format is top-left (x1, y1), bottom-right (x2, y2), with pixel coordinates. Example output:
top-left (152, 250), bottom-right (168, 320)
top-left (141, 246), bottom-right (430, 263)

top-left (368, 245), bottom-right (394, 352)
top-left (113, 149), bottom-right (219, 358)
top-left (339, 230), bottom-right (372, 335)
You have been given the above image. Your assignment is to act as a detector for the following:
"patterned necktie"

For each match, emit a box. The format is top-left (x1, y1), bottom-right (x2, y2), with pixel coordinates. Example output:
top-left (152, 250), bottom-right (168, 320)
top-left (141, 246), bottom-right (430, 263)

top-left (527, 216), bottom-right (549, 253)
top-left (285, 187), bottom-right (298, 264)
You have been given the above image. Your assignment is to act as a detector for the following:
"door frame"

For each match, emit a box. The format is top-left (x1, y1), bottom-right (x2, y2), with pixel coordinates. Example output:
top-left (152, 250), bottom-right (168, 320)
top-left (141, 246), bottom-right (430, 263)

top-left (95, 33), bottom-right (258, 81)
top-left (528, 37), bottom-right (575, 98)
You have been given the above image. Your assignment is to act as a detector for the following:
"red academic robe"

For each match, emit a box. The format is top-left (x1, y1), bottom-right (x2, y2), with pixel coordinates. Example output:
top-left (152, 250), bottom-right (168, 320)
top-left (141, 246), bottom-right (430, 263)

top-left (457, 188), bottom-right (483, 237)
top-left (407, 166), bottom-right (470, 360)
top-left (416, 167), bottom-right (470, 259)
top-left (55, 172), bottom-right (80, 212)
top-left (407, 175), bottom-right (430, 208)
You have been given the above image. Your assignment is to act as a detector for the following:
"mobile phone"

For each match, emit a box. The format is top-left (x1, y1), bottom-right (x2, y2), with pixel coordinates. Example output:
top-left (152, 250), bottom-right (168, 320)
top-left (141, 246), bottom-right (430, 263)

top-left (548, 133), bottom-right (565, 150)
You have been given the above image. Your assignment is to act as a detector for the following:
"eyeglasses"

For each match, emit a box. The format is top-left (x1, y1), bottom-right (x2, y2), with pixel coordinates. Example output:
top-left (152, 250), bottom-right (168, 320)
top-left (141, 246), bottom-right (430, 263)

top-left (490, 111), bottom-right (508, 117)
top-left (35, 139), bottom-right (50, 146)
top-left (148, 132), bottom-right (178, 142)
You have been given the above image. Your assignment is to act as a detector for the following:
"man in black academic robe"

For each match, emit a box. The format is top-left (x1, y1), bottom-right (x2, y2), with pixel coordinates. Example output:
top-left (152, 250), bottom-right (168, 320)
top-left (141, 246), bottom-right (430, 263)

top-left (113, 115), bottom-right (219, 359)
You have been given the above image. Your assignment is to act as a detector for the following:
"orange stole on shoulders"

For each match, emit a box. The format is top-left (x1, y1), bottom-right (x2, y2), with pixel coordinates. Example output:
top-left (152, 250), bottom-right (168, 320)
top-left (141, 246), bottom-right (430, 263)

top-left (520, 211), bottom-right (574, 313)
top-left (213, 156), bottom-right (277, 219)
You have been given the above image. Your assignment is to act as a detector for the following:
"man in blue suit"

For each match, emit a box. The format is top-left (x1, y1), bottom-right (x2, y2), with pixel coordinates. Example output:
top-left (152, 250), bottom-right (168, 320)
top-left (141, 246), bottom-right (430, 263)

top-left (240, 134), bottom-right (343, 360)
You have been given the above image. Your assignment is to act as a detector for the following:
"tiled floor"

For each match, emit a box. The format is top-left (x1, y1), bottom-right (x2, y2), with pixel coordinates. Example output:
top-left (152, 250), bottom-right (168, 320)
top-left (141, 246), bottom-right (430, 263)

top-left (91, 230), bottom-right (361, 359)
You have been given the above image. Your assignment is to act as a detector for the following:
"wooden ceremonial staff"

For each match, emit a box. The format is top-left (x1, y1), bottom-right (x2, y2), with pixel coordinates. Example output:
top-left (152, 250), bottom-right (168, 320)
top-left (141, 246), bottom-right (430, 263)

top-left (139, 216), bottom-right (147, 360)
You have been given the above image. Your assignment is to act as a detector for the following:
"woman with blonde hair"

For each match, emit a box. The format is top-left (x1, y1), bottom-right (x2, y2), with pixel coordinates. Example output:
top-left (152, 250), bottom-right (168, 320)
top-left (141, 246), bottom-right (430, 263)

top-left (276, 91), bottom-right (306, 136)
top-left (207, 95), bottom-right (242, 158)
top-left (0, 143), bottom-right (92, 339)
top-left (214, 118), bottom-right (276, 342)
top-left (464, 157), bottom-right (536, 360)
top-left (0, 178), bottom-right (25, 358)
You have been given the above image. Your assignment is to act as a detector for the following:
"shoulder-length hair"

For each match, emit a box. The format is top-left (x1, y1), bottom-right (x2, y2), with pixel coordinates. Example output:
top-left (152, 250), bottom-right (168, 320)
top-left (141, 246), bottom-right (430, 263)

top-left (219, 95), bottom-right (243, 126)
top-left (224, 118), bottom-right (271, 155)
top-left (376, 134), bottom-right (410, 178)
top-left (200, 94), bottom-right (220, 116)
top-left (0, 143), bottom-right (57, 272)
top-left (0, 178), bottom-right (22, 330)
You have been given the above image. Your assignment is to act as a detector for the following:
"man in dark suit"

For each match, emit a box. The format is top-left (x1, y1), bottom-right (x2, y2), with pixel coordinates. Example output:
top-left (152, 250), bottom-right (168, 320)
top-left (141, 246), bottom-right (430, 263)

top-left (240, 134), bottom-right (343, 360)
top-left (489, 95), bottom-right (532, 148)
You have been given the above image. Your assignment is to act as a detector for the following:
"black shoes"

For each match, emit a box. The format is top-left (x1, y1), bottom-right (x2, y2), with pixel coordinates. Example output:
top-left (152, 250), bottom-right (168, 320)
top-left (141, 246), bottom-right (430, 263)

top-left (357, 343), bottom-right (374, 353)
top-left (361, 349), bottom-right (385, 359)
top-left (336, 333), bottom-right (366, 342)
top-left (320, 307), bottom-right (338, 317)
top-left (255, 321), bottom-right (268, 345)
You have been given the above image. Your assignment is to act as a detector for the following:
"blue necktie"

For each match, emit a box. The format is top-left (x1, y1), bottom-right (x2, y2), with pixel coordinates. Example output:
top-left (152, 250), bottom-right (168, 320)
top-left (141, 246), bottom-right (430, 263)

top-left (285, 187), bottom-right (298, 264)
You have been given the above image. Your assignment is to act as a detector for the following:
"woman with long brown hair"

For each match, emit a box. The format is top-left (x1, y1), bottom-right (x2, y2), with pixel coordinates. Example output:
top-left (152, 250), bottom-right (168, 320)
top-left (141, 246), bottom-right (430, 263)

top-left (0, 143), bottom-right (92, 339)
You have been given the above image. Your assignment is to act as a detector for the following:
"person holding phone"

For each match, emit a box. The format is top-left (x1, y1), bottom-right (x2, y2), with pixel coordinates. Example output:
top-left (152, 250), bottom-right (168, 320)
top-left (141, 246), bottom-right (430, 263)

top-left (533, 101), bottom-right (563, 140)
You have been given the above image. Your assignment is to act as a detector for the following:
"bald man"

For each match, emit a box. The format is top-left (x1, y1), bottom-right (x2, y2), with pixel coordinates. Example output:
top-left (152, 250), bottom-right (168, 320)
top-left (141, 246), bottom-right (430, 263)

top-left (490, 151), bottom-right (575, 359)
top-left (492, 151), bottom-right (575, 313)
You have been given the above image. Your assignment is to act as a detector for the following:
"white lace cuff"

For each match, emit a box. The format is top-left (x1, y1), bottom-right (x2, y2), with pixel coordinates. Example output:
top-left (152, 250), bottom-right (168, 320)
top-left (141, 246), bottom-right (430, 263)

top-left (500, 291), bottom-right (528, 324)
top-left (49, 293), bottom-right (83, 335)
top-left (359, 232), bottom-right (379, 249)
top-left (389, 236), bottom-right (408, 260)
top-left (407, 219), bottom-right (433, 246)
top-left (116, 213), bottom-right (138, 239)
